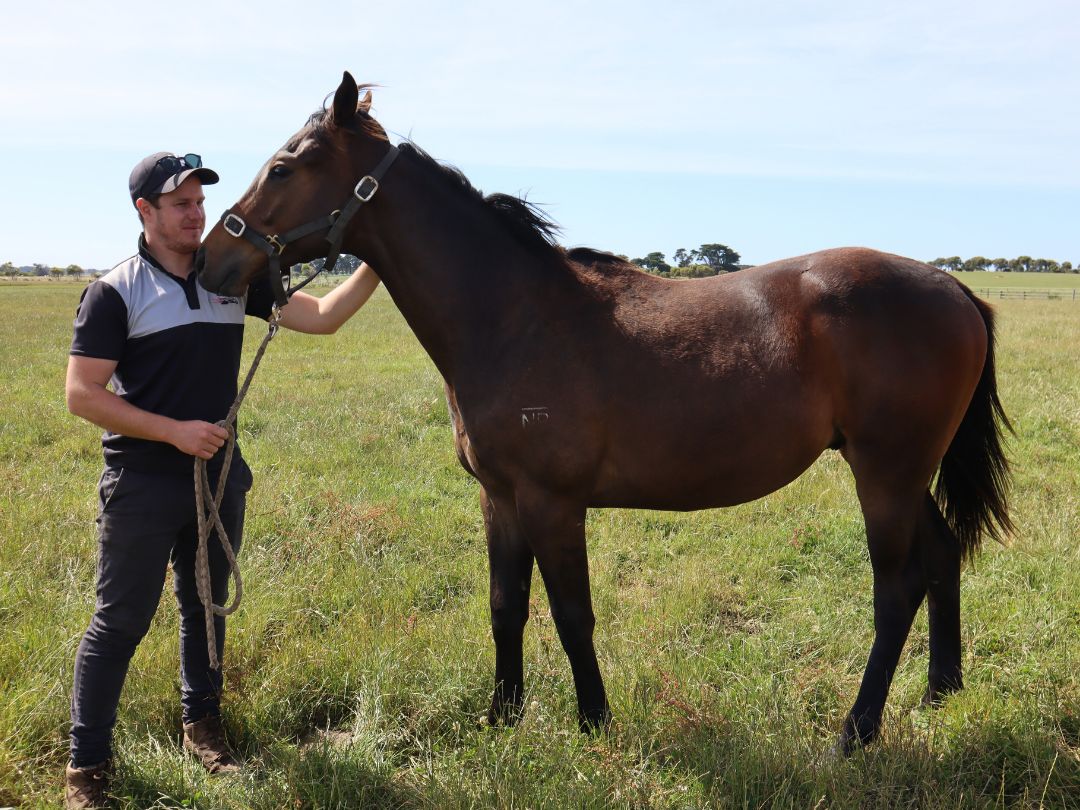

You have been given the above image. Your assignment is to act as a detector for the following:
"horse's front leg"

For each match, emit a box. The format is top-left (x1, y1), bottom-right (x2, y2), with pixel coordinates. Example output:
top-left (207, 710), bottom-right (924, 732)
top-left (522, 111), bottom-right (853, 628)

top-left (517, 486), bottom-right (609, 731)
top-left (482, 487), bottom-right (534, 725)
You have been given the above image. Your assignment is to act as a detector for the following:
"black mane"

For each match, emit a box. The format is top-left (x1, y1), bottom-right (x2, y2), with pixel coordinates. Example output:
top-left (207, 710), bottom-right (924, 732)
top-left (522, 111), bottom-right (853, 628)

top-left (307, 103), bottom-right (577, 258)
top-left (397, 142), bottom-right (562, 254)
top-left (566, 247), bottom-right (634, 267)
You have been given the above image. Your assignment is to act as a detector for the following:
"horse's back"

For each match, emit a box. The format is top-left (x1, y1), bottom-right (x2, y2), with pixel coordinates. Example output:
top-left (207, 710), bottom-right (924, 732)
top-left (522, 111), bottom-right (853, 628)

top-left (620, 246), bottom-right (986, 377)
top-left (572, 247), bottom-right (989, 509)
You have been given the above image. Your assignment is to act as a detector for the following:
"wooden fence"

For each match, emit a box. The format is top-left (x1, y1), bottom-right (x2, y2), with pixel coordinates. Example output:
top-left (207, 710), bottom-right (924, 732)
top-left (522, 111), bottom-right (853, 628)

top-left (972, 288), bottom-right (1080, 301)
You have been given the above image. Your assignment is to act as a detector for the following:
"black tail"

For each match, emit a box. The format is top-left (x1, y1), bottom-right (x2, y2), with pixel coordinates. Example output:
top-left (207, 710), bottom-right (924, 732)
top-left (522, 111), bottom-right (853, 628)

top-left (933, 291), bottom-right (1014, 561)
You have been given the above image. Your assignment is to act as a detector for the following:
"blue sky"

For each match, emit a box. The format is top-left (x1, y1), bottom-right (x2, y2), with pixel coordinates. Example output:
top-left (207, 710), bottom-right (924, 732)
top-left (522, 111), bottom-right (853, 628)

top-left (1, 0), bottom-right (1076, 269)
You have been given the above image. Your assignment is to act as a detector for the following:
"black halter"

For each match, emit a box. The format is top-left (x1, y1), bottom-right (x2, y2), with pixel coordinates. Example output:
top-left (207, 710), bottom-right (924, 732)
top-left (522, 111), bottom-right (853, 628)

top-left (219, 144), bottom-right (400, 308)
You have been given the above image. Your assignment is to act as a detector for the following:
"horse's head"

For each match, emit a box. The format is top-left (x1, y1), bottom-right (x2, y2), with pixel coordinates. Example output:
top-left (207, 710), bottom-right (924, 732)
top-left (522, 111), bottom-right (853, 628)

top-left (197, 72), bottom-right (391, 297)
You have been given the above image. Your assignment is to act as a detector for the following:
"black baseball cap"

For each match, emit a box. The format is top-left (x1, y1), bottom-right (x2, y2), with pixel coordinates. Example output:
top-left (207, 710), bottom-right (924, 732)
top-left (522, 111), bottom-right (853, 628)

top-left (129, 152), bottom-right (220, 207)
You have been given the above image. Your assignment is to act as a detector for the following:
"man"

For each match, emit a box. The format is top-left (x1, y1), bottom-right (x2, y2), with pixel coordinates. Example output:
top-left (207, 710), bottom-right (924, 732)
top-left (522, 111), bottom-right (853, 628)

top-left (63, 152), bottom-right (380, 808)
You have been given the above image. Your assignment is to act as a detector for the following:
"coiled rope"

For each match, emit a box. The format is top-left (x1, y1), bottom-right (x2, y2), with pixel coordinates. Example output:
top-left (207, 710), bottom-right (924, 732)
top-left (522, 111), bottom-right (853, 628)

top-left (193, 305), bottom-right (281, 670)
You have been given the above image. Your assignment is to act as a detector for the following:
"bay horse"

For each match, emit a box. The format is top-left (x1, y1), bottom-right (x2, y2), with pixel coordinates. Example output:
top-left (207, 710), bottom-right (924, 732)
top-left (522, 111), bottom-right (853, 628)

top-left (197, 73), bottom-right (1012, 753)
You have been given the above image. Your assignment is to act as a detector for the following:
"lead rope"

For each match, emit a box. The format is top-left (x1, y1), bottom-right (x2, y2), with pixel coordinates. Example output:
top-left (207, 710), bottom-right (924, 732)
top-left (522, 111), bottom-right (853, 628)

top-left (193, 304), bottom-right (282, 670)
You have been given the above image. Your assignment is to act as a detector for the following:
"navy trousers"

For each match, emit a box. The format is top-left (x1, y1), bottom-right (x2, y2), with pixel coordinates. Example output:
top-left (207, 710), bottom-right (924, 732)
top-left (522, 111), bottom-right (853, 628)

top-left (69, 463), bottom-right (250, 767)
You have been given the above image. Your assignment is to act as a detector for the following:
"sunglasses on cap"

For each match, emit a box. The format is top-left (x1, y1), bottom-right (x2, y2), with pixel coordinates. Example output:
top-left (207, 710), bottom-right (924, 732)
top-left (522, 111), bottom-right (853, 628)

top-left (155, 153), bottom-right (203, 174)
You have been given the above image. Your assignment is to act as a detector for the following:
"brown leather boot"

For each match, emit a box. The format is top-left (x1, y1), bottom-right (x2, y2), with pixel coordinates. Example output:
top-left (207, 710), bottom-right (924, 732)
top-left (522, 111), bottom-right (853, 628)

top-left (182, 715), bottom-right (241, 774)
top-left (65, 760), bottom-right (109, 809)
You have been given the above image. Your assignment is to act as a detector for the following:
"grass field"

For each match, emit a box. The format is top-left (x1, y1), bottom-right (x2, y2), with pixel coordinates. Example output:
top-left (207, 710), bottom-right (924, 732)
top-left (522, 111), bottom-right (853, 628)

top-left (1, 279), bottom-right (1077, 808)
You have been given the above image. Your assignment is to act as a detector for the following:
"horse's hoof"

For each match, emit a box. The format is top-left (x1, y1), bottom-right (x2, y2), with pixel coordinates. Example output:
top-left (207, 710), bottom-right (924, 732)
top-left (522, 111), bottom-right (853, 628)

top-left (578, 705), bottom-right (612, 734)
top-left (822, 739), bottom-right (848, 763)
top-left (921, 679), bottom-right (962, 708)
top-left (487, 681), bottom-right (527, 726)
top-left (485, 708), bottom-right (520, 728)
top-left (833, 719), bottom-right (874, 758)
top-left (487, 695), bottom-right (525, 728)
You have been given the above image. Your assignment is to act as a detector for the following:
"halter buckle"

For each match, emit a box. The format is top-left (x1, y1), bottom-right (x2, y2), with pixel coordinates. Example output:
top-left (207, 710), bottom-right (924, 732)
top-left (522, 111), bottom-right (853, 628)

top-left (222, 213), bottom-right (246, 238)
top-left (354, 176), bottom-right (379, 202)
top-left (266, 235), bottom-right (286, 255)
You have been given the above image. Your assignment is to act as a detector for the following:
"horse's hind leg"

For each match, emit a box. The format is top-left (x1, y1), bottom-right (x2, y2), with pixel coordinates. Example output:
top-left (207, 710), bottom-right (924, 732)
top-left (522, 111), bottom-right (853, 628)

top-left (482, 487), bottom-right (534, 725)
top-left (839, 475), bottom-right (927, 753)
top-left (919, 492), bottom-right (963, 704)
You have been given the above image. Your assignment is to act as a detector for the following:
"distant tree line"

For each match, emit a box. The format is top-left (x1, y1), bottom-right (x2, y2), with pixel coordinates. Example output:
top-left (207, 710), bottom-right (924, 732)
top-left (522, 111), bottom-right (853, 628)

top-left (0, 255), bottom-right (366, 282)
top-left (5, 250), bottom-right (1078, 282)
top-left (622, 249), bottom-right (1080, 277)
top-left (626, 244), bottom-right (746, 277)
top-left (1, 262), bottom-right (99, 280)
top-left (930, 256), bottom-right (1077, 273)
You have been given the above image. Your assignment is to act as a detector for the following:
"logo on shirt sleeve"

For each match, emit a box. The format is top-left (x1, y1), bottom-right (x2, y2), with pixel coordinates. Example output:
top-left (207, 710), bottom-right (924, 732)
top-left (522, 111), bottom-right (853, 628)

top-left (211, 295), bottom-right (241, 306)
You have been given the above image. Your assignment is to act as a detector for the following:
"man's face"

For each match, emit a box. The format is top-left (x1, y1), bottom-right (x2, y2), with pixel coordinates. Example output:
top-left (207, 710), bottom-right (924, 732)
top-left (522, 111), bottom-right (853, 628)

top-left (139, 176), bottom-right (206, 254)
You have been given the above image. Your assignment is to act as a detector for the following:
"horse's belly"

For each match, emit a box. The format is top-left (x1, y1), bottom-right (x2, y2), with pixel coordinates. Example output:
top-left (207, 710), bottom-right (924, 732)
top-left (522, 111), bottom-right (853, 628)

top-left (589, 413), bottom-right (833, 511)
top-left (591, 457), bottom-right (819, 511)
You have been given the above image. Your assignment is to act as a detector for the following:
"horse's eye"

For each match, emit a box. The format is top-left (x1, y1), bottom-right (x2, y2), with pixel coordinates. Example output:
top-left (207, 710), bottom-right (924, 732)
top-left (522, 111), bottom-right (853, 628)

top-left (269, 165), bottom-right (291, 179)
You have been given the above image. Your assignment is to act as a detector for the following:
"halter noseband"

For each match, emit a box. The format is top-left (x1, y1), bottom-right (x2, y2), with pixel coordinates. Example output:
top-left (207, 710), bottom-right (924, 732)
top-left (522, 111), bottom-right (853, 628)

top-left (219, 144), bottom-right (400, 308)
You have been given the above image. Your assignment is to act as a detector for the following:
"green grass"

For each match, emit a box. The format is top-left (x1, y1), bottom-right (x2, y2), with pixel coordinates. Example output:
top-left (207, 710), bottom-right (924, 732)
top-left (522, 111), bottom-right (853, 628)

top-left (1, 282), bottom-right (1078, 808)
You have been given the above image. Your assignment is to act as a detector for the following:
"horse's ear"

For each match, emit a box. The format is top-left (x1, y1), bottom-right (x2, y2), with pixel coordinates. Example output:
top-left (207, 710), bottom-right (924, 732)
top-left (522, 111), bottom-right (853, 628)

top-left (331, 71), bottom-right (359, 127)
top-left (358, 89), bottom-right (373, 115)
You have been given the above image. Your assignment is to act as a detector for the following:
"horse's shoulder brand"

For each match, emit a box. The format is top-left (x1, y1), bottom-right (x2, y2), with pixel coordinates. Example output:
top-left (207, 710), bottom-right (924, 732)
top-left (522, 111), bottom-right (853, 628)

top-left (521, 407), bottom-right (550, 428)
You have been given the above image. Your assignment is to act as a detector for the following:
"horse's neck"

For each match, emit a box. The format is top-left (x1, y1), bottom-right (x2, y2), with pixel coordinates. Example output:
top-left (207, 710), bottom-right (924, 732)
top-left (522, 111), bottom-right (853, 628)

top-left (356, 155), bottom-right (574, 380)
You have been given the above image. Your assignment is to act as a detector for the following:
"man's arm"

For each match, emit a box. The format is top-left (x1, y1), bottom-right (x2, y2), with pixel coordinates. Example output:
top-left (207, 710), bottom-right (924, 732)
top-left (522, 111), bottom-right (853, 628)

top-left (66, 356), bottom-right (228, 460)
top-left (275, 262), bottom-right (381, 335)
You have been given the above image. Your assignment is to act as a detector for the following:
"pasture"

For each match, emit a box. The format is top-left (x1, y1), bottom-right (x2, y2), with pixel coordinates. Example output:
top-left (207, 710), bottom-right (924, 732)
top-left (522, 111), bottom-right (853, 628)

top-left (0, 276), bottom-right (1077, 808)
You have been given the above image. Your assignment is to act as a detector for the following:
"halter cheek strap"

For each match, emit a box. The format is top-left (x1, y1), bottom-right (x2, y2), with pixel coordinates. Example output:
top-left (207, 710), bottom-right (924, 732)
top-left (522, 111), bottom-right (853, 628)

top-left (219, 144), bottom-right (400, 308)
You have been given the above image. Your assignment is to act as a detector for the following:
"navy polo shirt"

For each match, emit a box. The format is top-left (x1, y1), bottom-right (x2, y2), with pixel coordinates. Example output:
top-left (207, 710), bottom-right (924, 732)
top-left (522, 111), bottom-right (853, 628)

top-left (70, 237), bottom-right (276, 474)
